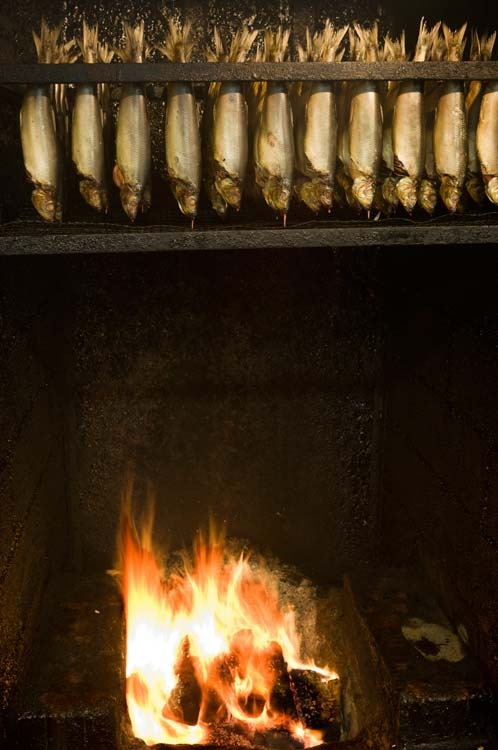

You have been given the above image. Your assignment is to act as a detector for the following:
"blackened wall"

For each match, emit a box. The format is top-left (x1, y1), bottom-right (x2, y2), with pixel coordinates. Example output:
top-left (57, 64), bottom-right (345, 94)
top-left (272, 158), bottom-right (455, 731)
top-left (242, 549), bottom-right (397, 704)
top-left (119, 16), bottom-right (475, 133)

top-left (0, 258), bottom-right (67, 719)
top-left (63, 249), bottom-right (383, 583)
top-left (381, 245), bottom-right (498, 681)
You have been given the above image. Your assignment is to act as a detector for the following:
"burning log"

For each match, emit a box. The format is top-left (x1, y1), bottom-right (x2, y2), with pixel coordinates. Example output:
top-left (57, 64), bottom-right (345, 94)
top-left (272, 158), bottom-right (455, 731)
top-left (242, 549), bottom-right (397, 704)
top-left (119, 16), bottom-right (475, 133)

top-left (264, 641), bottom-right (298, 720)
top-left (289, 669), bottom-right (342, 740)
top-left (165, 637), bottom-right (202, 726)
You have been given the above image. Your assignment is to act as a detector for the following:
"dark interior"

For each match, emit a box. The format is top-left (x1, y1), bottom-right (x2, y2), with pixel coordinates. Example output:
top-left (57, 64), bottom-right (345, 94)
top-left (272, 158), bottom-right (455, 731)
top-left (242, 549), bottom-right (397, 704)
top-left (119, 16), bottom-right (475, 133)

top-left (1, 1), bottom-right (498, 749)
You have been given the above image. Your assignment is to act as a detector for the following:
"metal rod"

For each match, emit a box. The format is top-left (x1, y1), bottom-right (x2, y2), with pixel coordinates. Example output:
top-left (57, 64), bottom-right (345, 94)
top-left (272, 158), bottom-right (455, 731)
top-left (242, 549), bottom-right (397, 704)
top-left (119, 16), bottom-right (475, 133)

top-left (2, 61), bottom-right (498, 84)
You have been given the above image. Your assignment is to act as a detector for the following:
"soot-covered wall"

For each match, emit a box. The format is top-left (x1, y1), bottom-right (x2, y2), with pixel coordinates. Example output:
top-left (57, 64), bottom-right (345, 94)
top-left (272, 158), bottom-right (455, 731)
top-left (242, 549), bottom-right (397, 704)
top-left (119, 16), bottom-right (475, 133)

top-left (381, 245), bottom-right (498, 682)
top-left (0, 258), bottom-right (67, 718)
top-left (63, 249), bottom-right (384, 582)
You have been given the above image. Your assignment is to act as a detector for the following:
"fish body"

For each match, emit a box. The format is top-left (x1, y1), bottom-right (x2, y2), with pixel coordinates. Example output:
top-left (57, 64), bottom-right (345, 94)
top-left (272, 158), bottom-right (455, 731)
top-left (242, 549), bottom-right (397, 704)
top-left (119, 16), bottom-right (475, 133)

top-left (434, 81), bottom-right (467, 212)
top-left (418, 106), bottom-right (439, 215)
top-left (212, 82), bottom-right (248, 209)
top-left (392, 21), bottom-right (438, 213)
top-left (20, 21), bottom-right (67, 222)
top-left (393, 80), bottom-right (425, 212)
top-left (72, 23), bottom-right (108, 212)
top-left (336, 81), bottom-right (355, 208)
top-left (255, 81), bottom-right (294, 216)
top-left (165, 81), bottom-right (201, 218)
top-left (20, 83), bottom-right (61, 222)
top-left (72, 83), bottom-right (107, 211)
top-left (477, 80), bottom-right (498, 206)
top-left (349, 25), bottom-right (382, 211)
top-left (114, 22), bottom-right (151, 220)
top-left (254, 28), bottom-right (294, 221)
top-left (294, 81), bottom-right (337, 213)
top-left (349, 81), bottom-right (382, 210)
top-left (203, 82), bottom-right (228, 217)
top-left (206, 26), bottom-right (256, 213)
top-left (160, 21), bottom-right (201, 220)
top-left (294, 22), bottom-right (346, 213)
top-left (433, 24), bottom-right (468, 212)
top-left (114, 82), bottom-right (152, 220)
top-left (471, 32), bottom-right (497, 205)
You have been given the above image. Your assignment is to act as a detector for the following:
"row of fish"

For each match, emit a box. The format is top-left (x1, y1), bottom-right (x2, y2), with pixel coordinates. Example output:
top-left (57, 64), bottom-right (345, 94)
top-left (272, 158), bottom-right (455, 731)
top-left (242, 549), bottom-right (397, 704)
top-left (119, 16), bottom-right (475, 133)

top-left (19, 19), bottom-right (498, 223)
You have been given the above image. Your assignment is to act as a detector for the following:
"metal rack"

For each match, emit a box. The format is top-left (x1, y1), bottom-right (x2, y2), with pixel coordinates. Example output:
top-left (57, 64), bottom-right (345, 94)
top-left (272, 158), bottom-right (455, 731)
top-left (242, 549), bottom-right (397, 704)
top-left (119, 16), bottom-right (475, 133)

top-left (2, 61), bottom-right (498, 254)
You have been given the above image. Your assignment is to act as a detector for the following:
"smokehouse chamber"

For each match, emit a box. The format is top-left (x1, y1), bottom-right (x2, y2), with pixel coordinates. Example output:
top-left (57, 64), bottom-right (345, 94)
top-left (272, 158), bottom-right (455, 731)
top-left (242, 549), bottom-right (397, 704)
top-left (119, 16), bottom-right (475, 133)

top-left (1, 0), bottom-right (498, 748)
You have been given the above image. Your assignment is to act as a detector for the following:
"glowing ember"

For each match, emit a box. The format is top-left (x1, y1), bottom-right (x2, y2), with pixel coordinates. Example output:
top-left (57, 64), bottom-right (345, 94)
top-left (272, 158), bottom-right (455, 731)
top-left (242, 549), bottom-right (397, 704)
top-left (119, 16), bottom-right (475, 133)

top-left (119, 509), bottom-right (338, 747)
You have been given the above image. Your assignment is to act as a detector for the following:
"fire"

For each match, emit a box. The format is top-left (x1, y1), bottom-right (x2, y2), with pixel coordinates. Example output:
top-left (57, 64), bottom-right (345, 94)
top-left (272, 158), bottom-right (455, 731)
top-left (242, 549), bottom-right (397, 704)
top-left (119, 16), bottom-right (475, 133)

top-left (120, 510), bottom-right (338, 747)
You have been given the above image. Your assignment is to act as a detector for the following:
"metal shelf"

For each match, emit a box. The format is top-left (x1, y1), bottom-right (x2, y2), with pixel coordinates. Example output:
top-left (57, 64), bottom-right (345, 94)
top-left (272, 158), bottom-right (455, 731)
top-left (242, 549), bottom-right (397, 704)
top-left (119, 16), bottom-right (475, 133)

top-left (2, 61), bottom-right (498, 84)
top-left (1, 218), bottom-right (498, 255)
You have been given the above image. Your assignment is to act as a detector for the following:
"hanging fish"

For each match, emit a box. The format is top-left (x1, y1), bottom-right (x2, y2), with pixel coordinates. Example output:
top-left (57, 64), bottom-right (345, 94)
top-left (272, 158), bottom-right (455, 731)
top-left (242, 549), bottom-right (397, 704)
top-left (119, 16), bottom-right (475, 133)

top-left (378, 33), bottom-right (406, 214)
top-left (159, 20), bottom-right (201, 225)
top-left (433, 23), bottom-right (468, 213)
top-left (293, 21), bottom-right (347, 214)
top-left (204, 25), bottom-right (257, 216)
top-left (72, 22), bottom-right (109, 212)
top-left (476, 34), bottom-right (498, 206)
top-left (392, 20), bottom-right (440, 213)
top-left (113, 21), bottom-right (152, 221)
top-left (418, 28), bottom-right (444, 215)
top-left (254, 27), bottom-right (294, 225)
top-left (349, 24), bottom-right (383, 213)
top-left (20, 20), bottom-right (67, 222)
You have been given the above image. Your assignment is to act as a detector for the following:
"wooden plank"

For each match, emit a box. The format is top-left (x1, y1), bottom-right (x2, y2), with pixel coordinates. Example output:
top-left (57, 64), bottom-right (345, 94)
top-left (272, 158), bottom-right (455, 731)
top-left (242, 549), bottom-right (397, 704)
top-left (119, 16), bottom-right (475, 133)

top-left (2, 60), bottom-right (498, 83)
top-left (2, 222), bottom-right (498, 254)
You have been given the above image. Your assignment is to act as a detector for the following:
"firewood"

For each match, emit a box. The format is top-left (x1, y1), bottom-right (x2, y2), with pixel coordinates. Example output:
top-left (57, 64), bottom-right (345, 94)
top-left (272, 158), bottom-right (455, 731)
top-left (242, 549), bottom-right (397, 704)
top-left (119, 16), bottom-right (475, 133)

top-left (289, 669), bottom-right (341, 740)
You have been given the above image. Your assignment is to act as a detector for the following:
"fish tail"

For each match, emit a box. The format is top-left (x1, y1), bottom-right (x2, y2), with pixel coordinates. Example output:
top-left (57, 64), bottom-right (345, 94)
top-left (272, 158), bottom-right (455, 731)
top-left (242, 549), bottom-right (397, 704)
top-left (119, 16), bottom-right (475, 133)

top-left (469, 29), bottom-right (480, 61)
top-left (442, 22), bottom-right (467, 60)
top-left (33, 18), bottom-right (61, 63)
top-left (78, 21), bottom-right (98, 62)
top-left (264, 26), bottom-right (290, 62)
top-left (430, 23), bottom-right (445, 61)
top-left (480, 31), bottom-right (496, 61)
top-left (228, 25), bottom-right (258, 62)
top-left (348, 26), bottom-right (357, 60)
top-left (160, 19), bottom-right (194, 62)
top-left (315, 20), bottom-right (348, 62)
top-left (98, 41), bottom-right (114, 64)
top-left (119, 21), bottom-right (146, 63)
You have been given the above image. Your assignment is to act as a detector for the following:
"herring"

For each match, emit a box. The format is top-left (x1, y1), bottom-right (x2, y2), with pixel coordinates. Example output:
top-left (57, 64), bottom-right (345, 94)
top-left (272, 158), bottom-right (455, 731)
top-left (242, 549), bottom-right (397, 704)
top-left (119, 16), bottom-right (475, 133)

top-left (433, 23), bottom-right (468, 213)
top-left (20, 20), bottom-right (64, 222)
top-left (205, 25), bottom-right (257, 215)
top-left (349, 24), bottom-right (383, 212)
top-left (159, 20), bottom-right (201, 224)
top-left (293, 21), bottom-right (347, 214)
top-left (113, 21), bottom-right (152, 222)
top-left (72, 22), bottom-right (109, 212)
top-left (254, 28), bottom-right (294, 224)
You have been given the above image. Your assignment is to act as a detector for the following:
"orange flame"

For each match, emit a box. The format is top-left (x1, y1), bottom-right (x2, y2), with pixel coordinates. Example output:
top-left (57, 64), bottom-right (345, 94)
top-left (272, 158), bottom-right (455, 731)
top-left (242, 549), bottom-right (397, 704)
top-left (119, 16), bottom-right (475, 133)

top-left (120, 511), bottom-right (337, 747)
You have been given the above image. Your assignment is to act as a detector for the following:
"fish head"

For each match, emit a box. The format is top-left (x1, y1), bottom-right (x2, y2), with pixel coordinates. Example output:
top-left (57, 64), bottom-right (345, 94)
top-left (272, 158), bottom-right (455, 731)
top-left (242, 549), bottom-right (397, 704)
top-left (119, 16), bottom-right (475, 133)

top-left (173, 183), bottom-right (199, 218)
top-left (382, 176), bottom-right (399, 208)
top-left (217, 177), bottom-right (242, 211)
top-left (352, 175), bottom-right (376, 211)
top-left (396, 176), bottom-right (418, 213)
top-left (485, 176), bottom-right (498, 207)
top-left (263, 178), bottom-right (292, 214)
top-left (317, 182), bottom-right (333, 211)
top-left (466, 175), bottom-right (486, 205)
top-left (120, 185), bottom-right (142, 221)
top-left (418, 179), bottom-right (438, 215)
top-left (295, 178), bottom-right (322, 214)
top-left (32, 187), bottom-right (58, 222)
top-left (439, 176), bottom-right (462, 213)
top-left (206, 182), bottom-right (228, 217)
top-left (80, 179), bottom-right (108, 213)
